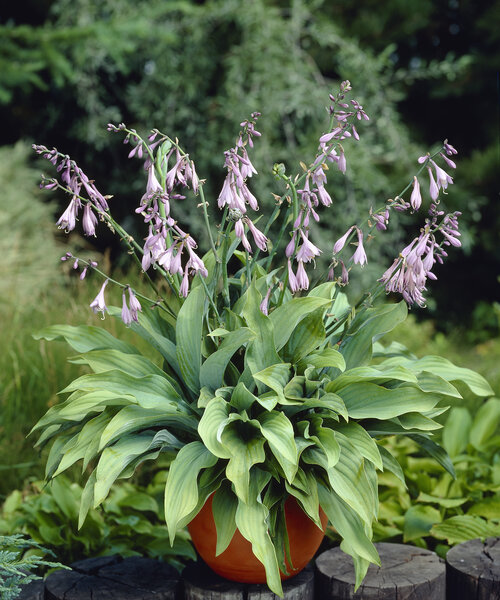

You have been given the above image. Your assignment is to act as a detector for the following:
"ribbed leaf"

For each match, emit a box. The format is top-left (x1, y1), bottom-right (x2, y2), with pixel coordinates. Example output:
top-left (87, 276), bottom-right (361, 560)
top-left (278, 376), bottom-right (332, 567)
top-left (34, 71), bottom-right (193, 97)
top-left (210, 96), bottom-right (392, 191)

top-left (378, 446), bottom-right (406, 486)
top-left (220, 421), bottom-right (266, 502)
top-left (334, 423), bottom-right (382, 469)
top-left (397, 412), bottom-right (442, 431)
top-left (380, 355), bottom-right (494, 397)
top-left (235, 479), bottom-right (282, 597)
top-left (339, 301), bottom-right (408, 369)
top-left (407, 434), bottom-right (455, 478)
top-left (311, 425), bottom-right (340, 470)
top-left (78, 469), bottom-right (97, 528)
top-left (430, 515), bottom-right (500, 544)
top-left (253, 363), bottom-right (291, 405)
top-left (33, 324), bottom-right (137, 354)
top-left (404, 505), bottom-right (441, 541)
top-left (298, 347), bottom-right (346, 372)
top-left (442, 407), bottom-right (472, 457)
top-left (99, 405), bottom-right (197, 449)
top-left (241, 283), bottom-right (281, 378)
top-left (326, 365), bottom-right (418, 393)
top-left (70, 349), bottom-right (166, 379)
top-left (212, 482), bottom-right (238, 556)
top-left (469, 398), bottom-right (500, 451)
top-left (93, 432), bottom-right (157, 506)
top-left (327, 436), bottom-right (376, 526)
top-left (229, 382), bottom-right (259, 412)
top-left (60, 370), bottom-right (183, 408)
top-left (257, 411), bottom-right (298, 483)
top-left (318, 485), bottom-right (380, 564)
top-left (176, 284), bottom-right (205, 394)
top-left (200, 328), bottom-right (255, 390)
top-left (164, 441), bottom-right (218, 544)
top-left (198, 397), bottom-right (232, 459)
top-left (269, 296), bottom-right (331, 351)
top-left (282, 307), bottom-right (326, 363)
top-left (335, 382), bottom-right (440, 419)
top-left (285, 468), bottom-right (321, 528)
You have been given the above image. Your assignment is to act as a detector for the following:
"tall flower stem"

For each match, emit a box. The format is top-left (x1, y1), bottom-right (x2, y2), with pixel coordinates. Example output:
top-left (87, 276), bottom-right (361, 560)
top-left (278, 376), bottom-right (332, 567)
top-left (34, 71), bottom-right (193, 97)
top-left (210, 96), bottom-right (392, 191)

top-left (220, 221), bottom-right (233, 308)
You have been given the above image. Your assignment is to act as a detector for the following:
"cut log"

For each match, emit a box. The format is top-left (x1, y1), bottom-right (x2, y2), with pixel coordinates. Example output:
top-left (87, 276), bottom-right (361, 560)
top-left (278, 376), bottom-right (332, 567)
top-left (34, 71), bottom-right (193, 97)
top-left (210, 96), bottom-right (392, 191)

top-left (15, 579), bottom-right (44, 600)
top-left (446, 537), bottom-right (500, 600)
top-left (45, 555), bottom-right (181, 599)
top-left (315, 542), bottom-right (445, 599)
top-left (182, 560), bottom-right (314, 599)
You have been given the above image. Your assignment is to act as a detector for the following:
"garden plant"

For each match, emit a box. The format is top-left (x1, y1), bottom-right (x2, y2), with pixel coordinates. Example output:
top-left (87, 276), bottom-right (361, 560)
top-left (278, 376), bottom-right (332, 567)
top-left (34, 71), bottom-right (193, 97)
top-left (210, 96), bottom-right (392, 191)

top-left (31, 81), bottom-right (493, 596)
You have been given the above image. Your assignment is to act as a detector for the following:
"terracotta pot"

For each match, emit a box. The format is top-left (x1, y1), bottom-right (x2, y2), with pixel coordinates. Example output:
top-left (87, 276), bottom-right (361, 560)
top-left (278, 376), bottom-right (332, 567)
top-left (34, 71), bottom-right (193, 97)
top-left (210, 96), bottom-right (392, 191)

top-left (187, 494), bottom-right (328, 583)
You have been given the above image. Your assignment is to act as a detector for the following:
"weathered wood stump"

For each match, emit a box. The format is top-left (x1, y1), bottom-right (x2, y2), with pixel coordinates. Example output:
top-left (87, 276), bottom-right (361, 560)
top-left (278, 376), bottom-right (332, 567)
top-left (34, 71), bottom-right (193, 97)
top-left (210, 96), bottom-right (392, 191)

top-left (446, 537), bottom-right (500, 600)
top-left (315, 543), bottom-right (445, 599)
top-left (44, 555), bottom-right (181, 599)
top-left (15, 579), bottom-right (44, 600)
top-left (182, 560), bottom-right (314, 599)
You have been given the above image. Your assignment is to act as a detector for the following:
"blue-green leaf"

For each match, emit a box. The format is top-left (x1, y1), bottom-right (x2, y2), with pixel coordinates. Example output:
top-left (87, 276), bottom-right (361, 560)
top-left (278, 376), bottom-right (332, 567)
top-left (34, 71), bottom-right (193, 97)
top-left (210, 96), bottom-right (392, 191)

top-left (34, 324), bottom-right (138, 354)
top-left (164, 441), bottom-right (218, 543)
top-left (176, 284), bottom-right (205, 394)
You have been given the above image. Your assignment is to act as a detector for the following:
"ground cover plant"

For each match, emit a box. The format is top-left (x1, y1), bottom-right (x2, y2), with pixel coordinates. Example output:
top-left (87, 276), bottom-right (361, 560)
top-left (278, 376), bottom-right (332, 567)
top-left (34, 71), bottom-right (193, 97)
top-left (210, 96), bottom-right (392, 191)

top-left (28, 81), bottom-right (494, 596)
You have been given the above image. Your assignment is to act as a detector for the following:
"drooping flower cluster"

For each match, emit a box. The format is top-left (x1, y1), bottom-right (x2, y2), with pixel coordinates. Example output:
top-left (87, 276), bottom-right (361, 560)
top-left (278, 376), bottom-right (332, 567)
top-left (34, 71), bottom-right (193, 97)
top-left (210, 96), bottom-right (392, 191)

top-left (286, 81), bottom-right (368, 291)
top-left (217, 113), bottom-right (268, 254)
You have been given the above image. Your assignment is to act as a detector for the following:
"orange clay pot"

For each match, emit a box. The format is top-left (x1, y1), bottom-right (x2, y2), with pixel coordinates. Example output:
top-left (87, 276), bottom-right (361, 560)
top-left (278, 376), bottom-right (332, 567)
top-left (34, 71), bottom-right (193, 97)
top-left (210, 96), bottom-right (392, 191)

top-left (187, 494), bottom-right (328, 583)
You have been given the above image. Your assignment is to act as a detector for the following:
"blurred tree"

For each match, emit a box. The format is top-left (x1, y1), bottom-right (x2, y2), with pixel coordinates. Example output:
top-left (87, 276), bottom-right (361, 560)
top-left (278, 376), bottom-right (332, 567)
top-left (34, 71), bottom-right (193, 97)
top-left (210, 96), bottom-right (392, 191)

top-left (0, 0), bottom-right (496, 336)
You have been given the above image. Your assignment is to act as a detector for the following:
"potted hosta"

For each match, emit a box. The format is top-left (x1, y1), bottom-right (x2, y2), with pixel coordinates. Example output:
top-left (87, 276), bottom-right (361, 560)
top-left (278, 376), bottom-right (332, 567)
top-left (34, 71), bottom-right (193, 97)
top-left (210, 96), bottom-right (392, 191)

top-left (32, 81), bottom-right (492, 597)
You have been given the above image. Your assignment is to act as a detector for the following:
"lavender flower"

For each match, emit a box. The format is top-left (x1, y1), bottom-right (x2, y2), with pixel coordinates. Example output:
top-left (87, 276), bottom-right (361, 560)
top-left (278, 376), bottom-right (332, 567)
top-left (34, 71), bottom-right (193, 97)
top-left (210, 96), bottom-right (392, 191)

top-left (351, 228), bottom-right (367, 266)
top-left (121, 291), bottom-right (134, 326)
top-left (410, 177), bottom-right (422, 211)
top-left (82, 203), bottom-right (98, 236)
top-left (56, 199), bottom-right (79, 232)
top-left (333, 226), bottom-right (354, 254)
top-left (90, 279), bottom-right (109, 317)
top-left (427, 167), bottom-right (439, 201)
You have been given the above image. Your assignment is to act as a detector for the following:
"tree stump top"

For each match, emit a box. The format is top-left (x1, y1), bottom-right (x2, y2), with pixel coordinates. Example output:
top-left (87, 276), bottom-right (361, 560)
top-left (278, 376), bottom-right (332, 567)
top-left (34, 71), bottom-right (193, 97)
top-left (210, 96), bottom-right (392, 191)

top-left (446, 537), bottom-right (500, 600)
top-left (182, 560), bottom-right (314, 600)
top-left (44, 555), bottom-right (181, 600)
top-left (316, 542), bottom-right (445, 599)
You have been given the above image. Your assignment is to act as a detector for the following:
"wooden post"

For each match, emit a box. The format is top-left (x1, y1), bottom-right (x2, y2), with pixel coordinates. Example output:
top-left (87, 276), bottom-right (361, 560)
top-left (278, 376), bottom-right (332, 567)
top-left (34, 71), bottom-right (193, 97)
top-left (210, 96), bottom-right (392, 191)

top-left (315, 543), bottom-right (445, 599)
top-left (446, 537), bottom-right (500, 600)
top-left (182, 560), bottom-right (315, 599)
top-left (44, 555), bottom-right (181, 599)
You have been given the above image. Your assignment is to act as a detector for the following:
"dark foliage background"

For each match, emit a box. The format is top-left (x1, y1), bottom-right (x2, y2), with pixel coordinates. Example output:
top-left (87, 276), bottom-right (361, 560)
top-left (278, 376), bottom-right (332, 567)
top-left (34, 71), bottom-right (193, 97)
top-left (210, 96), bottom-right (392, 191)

top-left (1, 0), bottom-right (498, 338)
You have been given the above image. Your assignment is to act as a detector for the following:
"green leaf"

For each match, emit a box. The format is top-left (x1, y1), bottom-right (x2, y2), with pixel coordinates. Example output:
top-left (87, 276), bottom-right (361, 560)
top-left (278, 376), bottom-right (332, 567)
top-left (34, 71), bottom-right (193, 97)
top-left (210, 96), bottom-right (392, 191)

top-left (241, 282), bottom-right (281, 376)
top-left (212, 483), bottom-right (238, 556)
top-left (312, 425), bottom-right (341, 470)
top-left (229, 382), bottom-right (259, 412)
top-left (60, 370), bottom-right (184, 410)
top-left (334, 423), bottom-right (382, 470)
top-left (327, 436), bottom-right (377, 525)
top-left (325, 366), bottom-right (418, 392)
top-left (269, 296), bottom-right (331, 351)
top-left (285, 469), bottom-right (321, 528)
top-left (430, 516), bottom-right (500, 544)
top-left (257, 411), bottom-right (298, 483)
top-left (417, 492), bottom-right (468, 509)
top-left (381, 355), bottom-right (494, 397)
top-left (467, 499), bottom-right (500, 519)
top-left (49, 477), bottom-right (79, 521)
top-left (469, 398), bottom-right (500, 451)
top-left (93, 432), bottom-right (158, 506)
top-left (235, 480), bottom-right (282, 596)
top-left (100, 405), bottom-right (197, 449)
top-left (70, 349), bottom-right (166, 379)
top-left (78, 470), bottom-right (97, 529)
top-left (176, 284), bottom-right (205, 394)
top-left (378, 446), bottom-right (406, 486)
top-left (334, 382), bottom-right (440, 419)
top-left (282, 307), bottom-right (326, 363)
top-left (164, 441), bottom-right (218, 544)
top-left (407, 434), bottom-right (456, 478)
top-left (339, 301), bottom-right (408, 369)
top-left (298, 347), bottom-right (346, 372)
top-left (442, 407), bottom-right (472, 457)
top-left (220, 421), bottom-right (266, 502)
top-left (397, 412), bottom-right (442, 432)
top-left (108, 305), bottom-right (181, 377)
top-left (198, 397), bottom-right (232, 459)
top-left (200, 328), bottom-right (254, 390)
top-left (403, 505), bottom-right (441, 541)
top-left (318, 485), bottom-right (380, 565)
top-left (33, 324), bottom-right (137, 354)
top-left (252, 363), bottom-right (291, 405)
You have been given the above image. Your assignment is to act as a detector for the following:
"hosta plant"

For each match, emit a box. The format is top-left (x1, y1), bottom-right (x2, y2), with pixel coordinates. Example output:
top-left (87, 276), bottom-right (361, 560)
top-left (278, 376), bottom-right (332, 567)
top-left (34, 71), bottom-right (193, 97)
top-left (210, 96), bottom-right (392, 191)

top-left (32, 81), bottom-right (492, 596)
